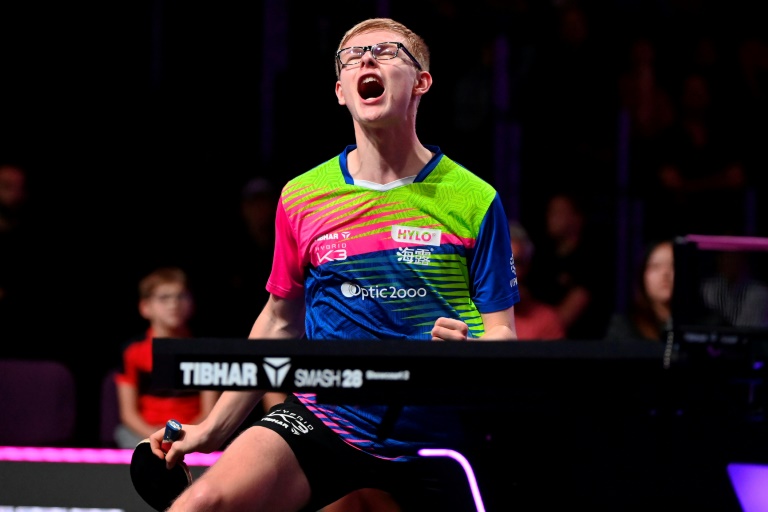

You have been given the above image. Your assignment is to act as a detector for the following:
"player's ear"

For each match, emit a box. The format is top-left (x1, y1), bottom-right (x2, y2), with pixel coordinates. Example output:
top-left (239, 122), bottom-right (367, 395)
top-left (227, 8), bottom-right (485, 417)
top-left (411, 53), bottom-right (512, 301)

top-left (413, 70), bottom-right (432, 97)
top-left (336, 81), bottom-right (346, 106)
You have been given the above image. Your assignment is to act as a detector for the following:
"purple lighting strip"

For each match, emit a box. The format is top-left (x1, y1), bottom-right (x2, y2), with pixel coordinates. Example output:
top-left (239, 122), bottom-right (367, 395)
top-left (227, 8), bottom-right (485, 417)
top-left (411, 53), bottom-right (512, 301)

top-left (0, 446), bottom-right (222, 466)
top-left (685, 234), bottom-right (768, 252)
top-left (727, 462), bottom-right (768, 512)
top-left (418, 448), bottom-right (486, 512)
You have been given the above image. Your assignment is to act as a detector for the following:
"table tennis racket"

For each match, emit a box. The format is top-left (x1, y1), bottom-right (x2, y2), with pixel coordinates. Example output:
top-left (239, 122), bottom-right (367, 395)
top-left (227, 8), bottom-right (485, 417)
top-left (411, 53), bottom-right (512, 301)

top-left (130, 419), bottom-right (191, 511)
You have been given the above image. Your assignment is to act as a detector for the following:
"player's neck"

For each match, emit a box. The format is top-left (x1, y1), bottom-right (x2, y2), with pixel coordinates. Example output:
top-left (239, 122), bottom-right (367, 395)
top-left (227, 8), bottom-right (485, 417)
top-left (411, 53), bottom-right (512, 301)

top-left (348, 134), bottom-right (433, 184)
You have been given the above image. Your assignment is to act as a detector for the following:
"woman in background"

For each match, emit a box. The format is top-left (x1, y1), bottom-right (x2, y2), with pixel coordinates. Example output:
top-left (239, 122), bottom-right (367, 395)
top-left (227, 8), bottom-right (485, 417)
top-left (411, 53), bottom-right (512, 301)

top-left (604, 239), bottom-right (674, 342)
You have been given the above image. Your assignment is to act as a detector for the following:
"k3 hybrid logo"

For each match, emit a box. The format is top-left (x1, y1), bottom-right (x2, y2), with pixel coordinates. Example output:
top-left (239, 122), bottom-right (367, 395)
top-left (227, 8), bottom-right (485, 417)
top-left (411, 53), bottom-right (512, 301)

top-left (314, 231), bottom-right (351, 263)
top-left (317, 247), bottom-right (347, 263)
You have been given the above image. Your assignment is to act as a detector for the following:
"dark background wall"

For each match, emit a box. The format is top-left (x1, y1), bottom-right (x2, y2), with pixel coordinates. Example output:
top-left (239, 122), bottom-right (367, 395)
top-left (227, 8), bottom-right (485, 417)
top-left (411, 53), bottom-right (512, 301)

top-left (1, 0), bottom-right (766, 449)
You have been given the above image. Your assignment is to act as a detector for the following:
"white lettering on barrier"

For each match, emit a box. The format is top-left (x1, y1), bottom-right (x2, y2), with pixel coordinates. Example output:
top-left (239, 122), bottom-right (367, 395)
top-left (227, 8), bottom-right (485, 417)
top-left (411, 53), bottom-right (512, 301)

top-left (179, 362), bottom-right (258, 386)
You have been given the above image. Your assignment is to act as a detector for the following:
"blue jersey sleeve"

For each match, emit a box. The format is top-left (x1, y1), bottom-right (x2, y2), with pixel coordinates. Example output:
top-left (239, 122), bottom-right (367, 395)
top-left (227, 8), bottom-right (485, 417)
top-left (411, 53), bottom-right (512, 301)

top-left (469, 193), bottom-right (520, 313)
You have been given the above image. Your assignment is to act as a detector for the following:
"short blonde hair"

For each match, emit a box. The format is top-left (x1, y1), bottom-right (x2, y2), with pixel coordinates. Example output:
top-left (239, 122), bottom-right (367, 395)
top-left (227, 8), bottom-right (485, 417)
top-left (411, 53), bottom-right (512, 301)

top-left (336, 18), bottom-right (430, 78)
top-left (138, 267), bottom-right (189, 299)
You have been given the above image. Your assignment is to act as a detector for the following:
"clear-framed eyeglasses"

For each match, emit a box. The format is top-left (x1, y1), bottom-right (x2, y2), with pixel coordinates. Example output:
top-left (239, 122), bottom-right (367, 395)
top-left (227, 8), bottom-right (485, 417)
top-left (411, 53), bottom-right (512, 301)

top-left (336, 41), bottom-right (422, 71)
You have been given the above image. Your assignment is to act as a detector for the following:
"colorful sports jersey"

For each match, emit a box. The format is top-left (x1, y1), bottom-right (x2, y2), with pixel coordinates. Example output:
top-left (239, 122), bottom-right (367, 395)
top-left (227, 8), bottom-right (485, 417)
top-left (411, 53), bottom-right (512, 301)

top-left (266, 145), bottom-right (519, 459)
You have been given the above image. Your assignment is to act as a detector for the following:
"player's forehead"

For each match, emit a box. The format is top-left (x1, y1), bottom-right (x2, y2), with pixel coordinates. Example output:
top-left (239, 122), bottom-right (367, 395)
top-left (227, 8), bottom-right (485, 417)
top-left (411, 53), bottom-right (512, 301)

top-left (342, 30), bottom-right (403, 48)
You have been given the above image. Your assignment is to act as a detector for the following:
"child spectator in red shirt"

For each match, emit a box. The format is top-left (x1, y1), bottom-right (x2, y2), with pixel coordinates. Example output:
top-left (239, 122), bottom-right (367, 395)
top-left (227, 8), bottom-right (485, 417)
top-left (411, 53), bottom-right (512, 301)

top-left (114, 266), bottom-right (219, 448)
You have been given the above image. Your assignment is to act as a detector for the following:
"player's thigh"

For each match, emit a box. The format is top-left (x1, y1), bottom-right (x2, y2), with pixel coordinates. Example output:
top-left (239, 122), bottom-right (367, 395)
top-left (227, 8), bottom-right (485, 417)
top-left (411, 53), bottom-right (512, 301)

top-left (195, 426), bottom-right (311, 511)
top-left (321, 488), bottom-right (401, 512)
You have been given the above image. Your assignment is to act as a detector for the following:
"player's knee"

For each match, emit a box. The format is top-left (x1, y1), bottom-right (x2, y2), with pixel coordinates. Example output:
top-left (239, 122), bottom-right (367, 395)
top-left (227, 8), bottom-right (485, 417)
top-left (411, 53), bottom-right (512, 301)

top-left (175, 479), bottom-right (225, 511)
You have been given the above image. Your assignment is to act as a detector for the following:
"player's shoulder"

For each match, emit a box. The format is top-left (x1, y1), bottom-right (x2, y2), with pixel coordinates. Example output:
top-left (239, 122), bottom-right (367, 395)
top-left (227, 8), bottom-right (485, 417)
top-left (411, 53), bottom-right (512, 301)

top-left (434, 154), bottom-right (495, 189)
top-left (429, 154), bottom-right (499, 209)
top-left (281, 154), bottom-right (345, 194)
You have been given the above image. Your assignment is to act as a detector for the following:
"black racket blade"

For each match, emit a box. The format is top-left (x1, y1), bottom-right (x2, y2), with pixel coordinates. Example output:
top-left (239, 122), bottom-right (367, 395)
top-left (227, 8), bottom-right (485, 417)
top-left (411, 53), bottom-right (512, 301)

top-left (130, 439), bottom-right (191, 511)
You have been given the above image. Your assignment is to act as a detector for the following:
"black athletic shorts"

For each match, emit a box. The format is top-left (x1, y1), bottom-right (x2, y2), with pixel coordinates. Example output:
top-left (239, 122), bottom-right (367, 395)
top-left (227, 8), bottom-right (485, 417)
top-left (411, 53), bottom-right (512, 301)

top-left (251, 394), bottom-right (478, 512)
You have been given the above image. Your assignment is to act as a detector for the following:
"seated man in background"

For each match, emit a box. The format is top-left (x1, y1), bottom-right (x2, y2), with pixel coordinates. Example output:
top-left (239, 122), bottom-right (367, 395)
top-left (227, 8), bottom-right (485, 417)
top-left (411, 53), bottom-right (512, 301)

top-left (509, 220), bottom-right (565, 340)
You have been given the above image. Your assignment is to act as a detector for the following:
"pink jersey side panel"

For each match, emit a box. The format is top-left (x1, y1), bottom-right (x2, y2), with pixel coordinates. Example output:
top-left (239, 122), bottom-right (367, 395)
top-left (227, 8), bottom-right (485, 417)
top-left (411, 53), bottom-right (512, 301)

top-left (266, 198), bottom-right (304, 299)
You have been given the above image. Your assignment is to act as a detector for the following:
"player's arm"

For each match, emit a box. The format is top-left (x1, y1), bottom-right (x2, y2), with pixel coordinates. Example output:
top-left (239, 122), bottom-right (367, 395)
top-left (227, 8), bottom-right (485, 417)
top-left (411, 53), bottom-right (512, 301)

top-left (248, 293), bottom-right (306, 339)
top-left (195, 293), bottom-right (305, 442)
top-left (192, 390), bottom-right (221, 424)
top-left (430, 194), bottom-right (518, 342)
top-left (151, 294), bottom-right (305, 463)
top-left (249, 293), bottom-right (307, 412)
top-left (478, 306), bottom-right (516, 340)
top-left (431, 306), bottom-right (516, 341)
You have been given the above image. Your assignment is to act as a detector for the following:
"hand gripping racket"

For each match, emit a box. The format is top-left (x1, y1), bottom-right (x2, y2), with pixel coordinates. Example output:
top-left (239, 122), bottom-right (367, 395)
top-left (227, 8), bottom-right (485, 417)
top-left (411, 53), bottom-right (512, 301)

top-left (130, 419), bottom-right (191, 511)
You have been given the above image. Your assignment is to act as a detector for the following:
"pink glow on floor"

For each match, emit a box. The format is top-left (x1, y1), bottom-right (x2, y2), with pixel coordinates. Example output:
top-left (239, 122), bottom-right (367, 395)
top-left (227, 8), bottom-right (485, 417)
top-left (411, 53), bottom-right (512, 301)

top-left (0, 446), bottom-right (222, 466)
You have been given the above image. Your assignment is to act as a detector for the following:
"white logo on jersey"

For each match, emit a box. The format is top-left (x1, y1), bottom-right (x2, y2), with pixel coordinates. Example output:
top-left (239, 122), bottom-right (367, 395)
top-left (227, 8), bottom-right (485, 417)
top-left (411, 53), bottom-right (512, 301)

top-left (317, 249), bottom-right (348, 263)
top-left (316, 231), bottom-right (352, 242)
top-left (340, 281), bottom-right (427, 301)
top-left (391, 225), bottom-right (441, 246)
top-left (341, 282), bottom-right (361, 297)
top-left (397, 247), bottom-right (432, 265)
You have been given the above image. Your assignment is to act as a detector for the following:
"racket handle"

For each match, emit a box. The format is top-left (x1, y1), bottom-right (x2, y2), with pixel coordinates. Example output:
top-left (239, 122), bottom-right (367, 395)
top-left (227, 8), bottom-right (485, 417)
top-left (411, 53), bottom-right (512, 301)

top-left (161, 419), bottom-right (182, 453)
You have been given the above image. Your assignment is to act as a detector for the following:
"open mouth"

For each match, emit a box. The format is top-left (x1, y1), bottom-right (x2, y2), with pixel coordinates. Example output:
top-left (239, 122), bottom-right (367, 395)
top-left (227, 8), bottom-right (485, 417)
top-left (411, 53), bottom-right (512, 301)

top-left (358, 76), bottom-right (384, 100)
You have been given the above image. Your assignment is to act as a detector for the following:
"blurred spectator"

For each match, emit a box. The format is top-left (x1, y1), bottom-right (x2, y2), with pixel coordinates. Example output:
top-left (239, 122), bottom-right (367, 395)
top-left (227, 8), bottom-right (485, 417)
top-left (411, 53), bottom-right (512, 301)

top-left (700, 250), bottom-right (768, 328)
top-left (603, 239), bottom-right (673, 342)
top-left (526, 191), bottom-right (612, 339)
top-left (508, 220), bottom-right (566, 340)
top-left (0, 162), bottom-right (27, 233)
top-left (646, 71), bottom-right (748, 239)
top-left (618, 35), bottom-right (675, 143)
top-left (0, 162), bottom-right (35, 349)
top-left (618, 34), bottom-right (676, 194)
top-left (210, 176), bottom-right (279, 337)
top-left (519, 1), bottom-right (618, 197)
top-left (0, 163), bottom-right (28, 307)
top-left (114, 266), bottom-right (219, 448)
top-left (734, 36), bottom-right (768, 233)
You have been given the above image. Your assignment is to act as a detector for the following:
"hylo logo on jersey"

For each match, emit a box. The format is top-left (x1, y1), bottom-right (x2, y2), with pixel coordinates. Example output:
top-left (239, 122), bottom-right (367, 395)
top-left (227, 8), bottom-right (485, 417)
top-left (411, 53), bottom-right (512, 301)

top-left (391, 225), bottom-right (441, 246)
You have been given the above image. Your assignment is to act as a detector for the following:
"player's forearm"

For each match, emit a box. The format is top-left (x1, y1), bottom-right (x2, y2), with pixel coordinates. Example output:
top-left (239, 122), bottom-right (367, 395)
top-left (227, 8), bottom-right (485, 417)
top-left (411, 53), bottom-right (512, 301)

top-left (478, 324), bottom-right (517, 340)
top-left (201, 389), bottom-right (267, 446)
top-left (478, 307), bottom-right (517, 340)
top-left (248, 294), bottom-right (306, 340)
